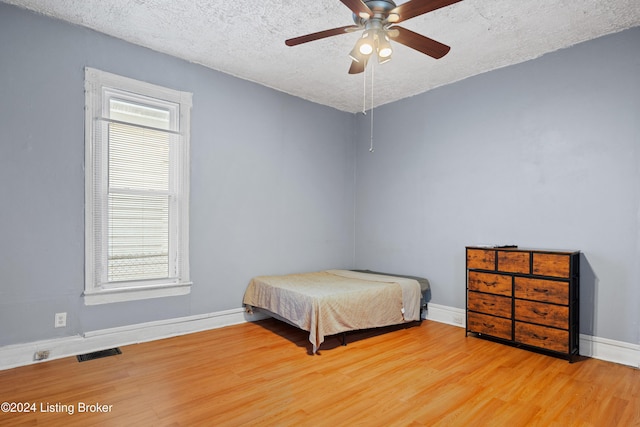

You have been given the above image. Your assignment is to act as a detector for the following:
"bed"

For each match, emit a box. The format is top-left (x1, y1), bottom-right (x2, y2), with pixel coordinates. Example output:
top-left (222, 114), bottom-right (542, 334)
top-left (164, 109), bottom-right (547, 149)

top-left (242, 269), bottom-right (430, 353)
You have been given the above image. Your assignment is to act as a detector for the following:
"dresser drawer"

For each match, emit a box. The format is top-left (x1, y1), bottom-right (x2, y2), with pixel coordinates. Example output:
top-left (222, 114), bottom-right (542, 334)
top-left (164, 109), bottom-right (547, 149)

top-left (514, 277), bottom-right (568, 305)
top-left (468, 271), bottom-right (512, 296)
top-left (468, 291), bottom-right (512, 318)
top-left (532, 253), bottom-right (571, 278)
top-left (515, 300), bottom-right (568, 329)
top-left (467, 248), bottom-right (495, 270)
top-left (468, 312), bottom-right (512, 340)
top-left (498, 251), bottom-right (530, 274)
top-left (515, 322), bottom-right (568, 353)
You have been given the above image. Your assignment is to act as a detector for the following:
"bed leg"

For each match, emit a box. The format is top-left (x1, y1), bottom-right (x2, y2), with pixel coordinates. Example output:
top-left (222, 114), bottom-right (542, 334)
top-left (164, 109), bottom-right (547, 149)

top-left (341, 332), bottom-right (347, 346)
top-left (420, 302), bottom-right (427, 324)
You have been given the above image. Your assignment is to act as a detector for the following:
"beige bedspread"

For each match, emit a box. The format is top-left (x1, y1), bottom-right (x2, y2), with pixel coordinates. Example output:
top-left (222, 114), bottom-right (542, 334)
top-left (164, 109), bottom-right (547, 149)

top-left (242, 269), bottom-right (422, 352)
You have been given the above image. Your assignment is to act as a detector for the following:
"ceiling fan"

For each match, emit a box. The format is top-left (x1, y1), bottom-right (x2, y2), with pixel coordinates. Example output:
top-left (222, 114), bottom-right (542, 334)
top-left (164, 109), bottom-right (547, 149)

top-left (285, 0), bottom-right (463, 74)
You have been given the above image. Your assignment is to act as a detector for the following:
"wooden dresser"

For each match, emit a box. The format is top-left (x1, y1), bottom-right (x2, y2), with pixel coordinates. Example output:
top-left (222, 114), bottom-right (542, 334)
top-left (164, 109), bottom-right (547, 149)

top-left (465, 246), bottom-right (580, 361)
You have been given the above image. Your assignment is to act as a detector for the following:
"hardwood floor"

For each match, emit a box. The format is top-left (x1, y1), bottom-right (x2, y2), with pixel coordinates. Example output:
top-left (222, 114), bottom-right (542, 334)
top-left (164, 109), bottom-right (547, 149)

top-left (1, 319), bottom-right (638, 426)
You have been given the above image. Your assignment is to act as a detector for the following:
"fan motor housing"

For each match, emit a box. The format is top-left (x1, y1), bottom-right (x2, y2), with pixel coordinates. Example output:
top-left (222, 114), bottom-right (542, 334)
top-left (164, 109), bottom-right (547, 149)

top-left (353, 0), bottom-right (397, 24)
top-left (365, 0), bottom-right (397, 12)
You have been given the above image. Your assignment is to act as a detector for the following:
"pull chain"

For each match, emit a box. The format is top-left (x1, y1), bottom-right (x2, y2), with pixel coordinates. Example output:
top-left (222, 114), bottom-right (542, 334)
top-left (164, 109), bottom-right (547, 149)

top-left (369, 63), bottom-right (374, 153)
top-left (362, 63), bottom-right (367, 115)
top-left (360, 61), bottom-right (375, 153)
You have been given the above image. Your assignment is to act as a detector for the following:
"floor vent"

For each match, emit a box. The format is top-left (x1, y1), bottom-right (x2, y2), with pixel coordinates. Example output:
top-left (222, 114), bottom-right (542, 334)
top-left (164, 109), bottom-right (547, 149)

top-left (77, 348), bottom-right (122, 362)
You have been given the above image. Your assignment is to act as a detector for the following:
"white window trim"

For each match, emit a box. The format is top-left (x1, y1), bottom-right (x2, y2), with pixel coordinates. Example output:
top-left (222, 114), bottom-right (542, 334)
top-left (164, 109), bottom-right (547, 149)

top-left (84, 67), bottom-right (192, 305)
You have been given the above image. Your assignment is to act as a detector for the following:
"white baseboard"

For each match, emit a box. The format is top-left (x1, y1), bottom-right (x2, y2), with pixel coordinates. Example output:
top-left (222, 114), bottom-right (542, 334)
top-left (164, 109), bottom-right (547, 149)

top-left (425, 303), bottom-right (467, 327)
top-left (578, 334), bottom-right (640, 368)
top-left (1, 304), bottom-right (637, 370)
top-left (0, 308), bottom-right (268, 371)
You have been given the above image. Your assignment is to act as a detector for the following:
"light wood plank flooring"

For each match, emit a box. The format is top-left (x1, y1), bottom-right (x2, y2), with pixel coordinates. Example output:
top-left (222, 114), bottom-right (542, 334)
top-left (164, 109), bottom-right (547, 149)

top-left (1, 319), bottom-right (638, 426)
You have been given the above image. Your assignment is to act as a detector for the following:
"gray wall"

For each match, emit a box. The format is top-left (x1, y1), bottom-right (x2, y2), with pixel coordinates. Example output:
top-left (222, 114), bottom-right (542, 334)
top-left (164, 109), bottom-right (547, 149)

top-left (354, 27), bottom-right (640, 345)
top-left (0, 4), bottom-right (355, 345)
top-left (1, 2), bottom-right (638, 349)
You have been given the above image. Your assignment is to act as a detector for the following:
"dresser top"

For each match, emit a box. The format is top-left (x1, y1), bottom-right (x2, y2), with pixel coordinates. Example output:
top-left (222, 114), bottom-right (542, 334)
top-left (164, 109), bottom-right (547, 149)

top-left (466, 246), bottom-right (580, 255)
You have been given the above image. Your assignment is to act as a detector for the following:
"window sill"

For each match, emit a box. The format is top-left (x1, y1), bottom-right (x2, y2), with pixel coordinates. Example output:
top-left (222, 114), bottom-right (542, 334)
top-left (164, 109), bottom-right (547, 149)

top-left (83, 282), bottom-right (192, 305)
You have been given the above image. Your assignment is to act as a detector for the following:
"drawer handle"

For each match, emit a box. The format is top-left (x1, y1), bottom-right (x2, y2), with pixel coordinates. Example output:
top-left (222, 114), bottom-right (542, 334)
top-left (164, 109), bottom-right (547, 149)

top-left (532, 333), bottom-right (548, 341)
top-left (482, 302), bottom-right (496, 307)
top-left (532, 308), bottom-right (549, 316)
top-left (486, 282), bottom-right (497, 287)
top-left (482, 323), bottom-right (495, 329)
top-left (533, 288), bottom-right (549, 293)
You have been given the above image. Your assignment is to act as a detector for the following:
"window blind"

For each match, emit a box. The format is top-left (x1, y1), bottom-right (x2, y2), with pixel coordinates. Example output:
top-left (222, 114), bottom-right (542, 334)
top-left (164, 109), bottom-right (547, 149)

top-left (102, 100), bottom-right (177, 283)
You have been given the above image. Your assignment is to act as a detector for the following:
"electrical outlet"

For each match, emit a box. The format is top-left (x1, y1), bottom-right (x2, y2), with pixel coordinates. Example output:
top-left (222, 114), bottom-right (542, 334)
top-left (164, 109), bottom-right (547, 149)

top-left (34, 350), bottom-right (50, 361)
top-left (55, 312), bottom-right (67, 328)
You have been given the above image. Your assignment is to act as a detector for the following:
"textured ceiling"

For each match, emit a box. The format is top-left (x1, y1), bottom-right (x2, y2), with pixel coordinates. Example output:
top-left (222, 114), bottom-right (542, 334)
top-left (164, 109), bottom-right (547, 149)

top-left (4, 0), bottom-right (639, 112)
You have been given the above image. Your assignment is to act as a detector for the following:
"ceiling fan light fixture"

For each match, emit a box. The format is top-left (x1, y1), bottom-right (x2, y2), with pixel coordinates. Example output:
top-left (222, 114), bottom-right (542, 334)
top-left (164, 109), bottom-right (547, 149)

top-left (378, 47), bottom-right (392, 58)
top-left (358, 31), bottom-right (375, 55)
top-left (349, 35), bottom-right (373, 62)
top-left (376, 32), bottom-right (393, 58)
top-left (360, 43), bottom-right (374, 55)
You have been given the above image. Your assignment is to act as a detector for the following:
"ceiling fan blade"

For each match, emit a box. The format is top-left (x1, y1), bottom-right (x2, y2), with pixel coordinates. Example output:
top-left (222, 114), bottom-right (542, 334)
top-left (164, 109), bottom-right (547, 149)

top-left (348, 59), bottom-right (367, 74)
top-left (388, 26), bottom-right (450, 59)
top-left (285, 25), bottom-right (360, 46)
top-left (340, 0), bottom-right (373, 19)
top-left (389, 0), bottom-right (463, 23)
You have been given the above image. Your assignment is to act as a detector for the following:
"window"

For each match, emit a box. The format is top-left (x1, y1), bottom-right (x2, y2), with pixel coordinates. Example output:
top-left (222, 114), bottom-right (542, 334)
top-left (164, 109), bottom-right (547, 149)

top-left (84, 68), bottom-right (192, 305)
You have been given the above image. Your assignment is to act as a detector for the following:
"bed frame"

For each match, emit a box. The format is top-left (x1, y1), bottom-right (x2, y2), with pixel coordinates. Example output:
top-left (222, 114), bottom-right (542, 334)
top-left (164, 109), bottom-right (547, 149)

top-left (243, 269), bottom-right (430, 353)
